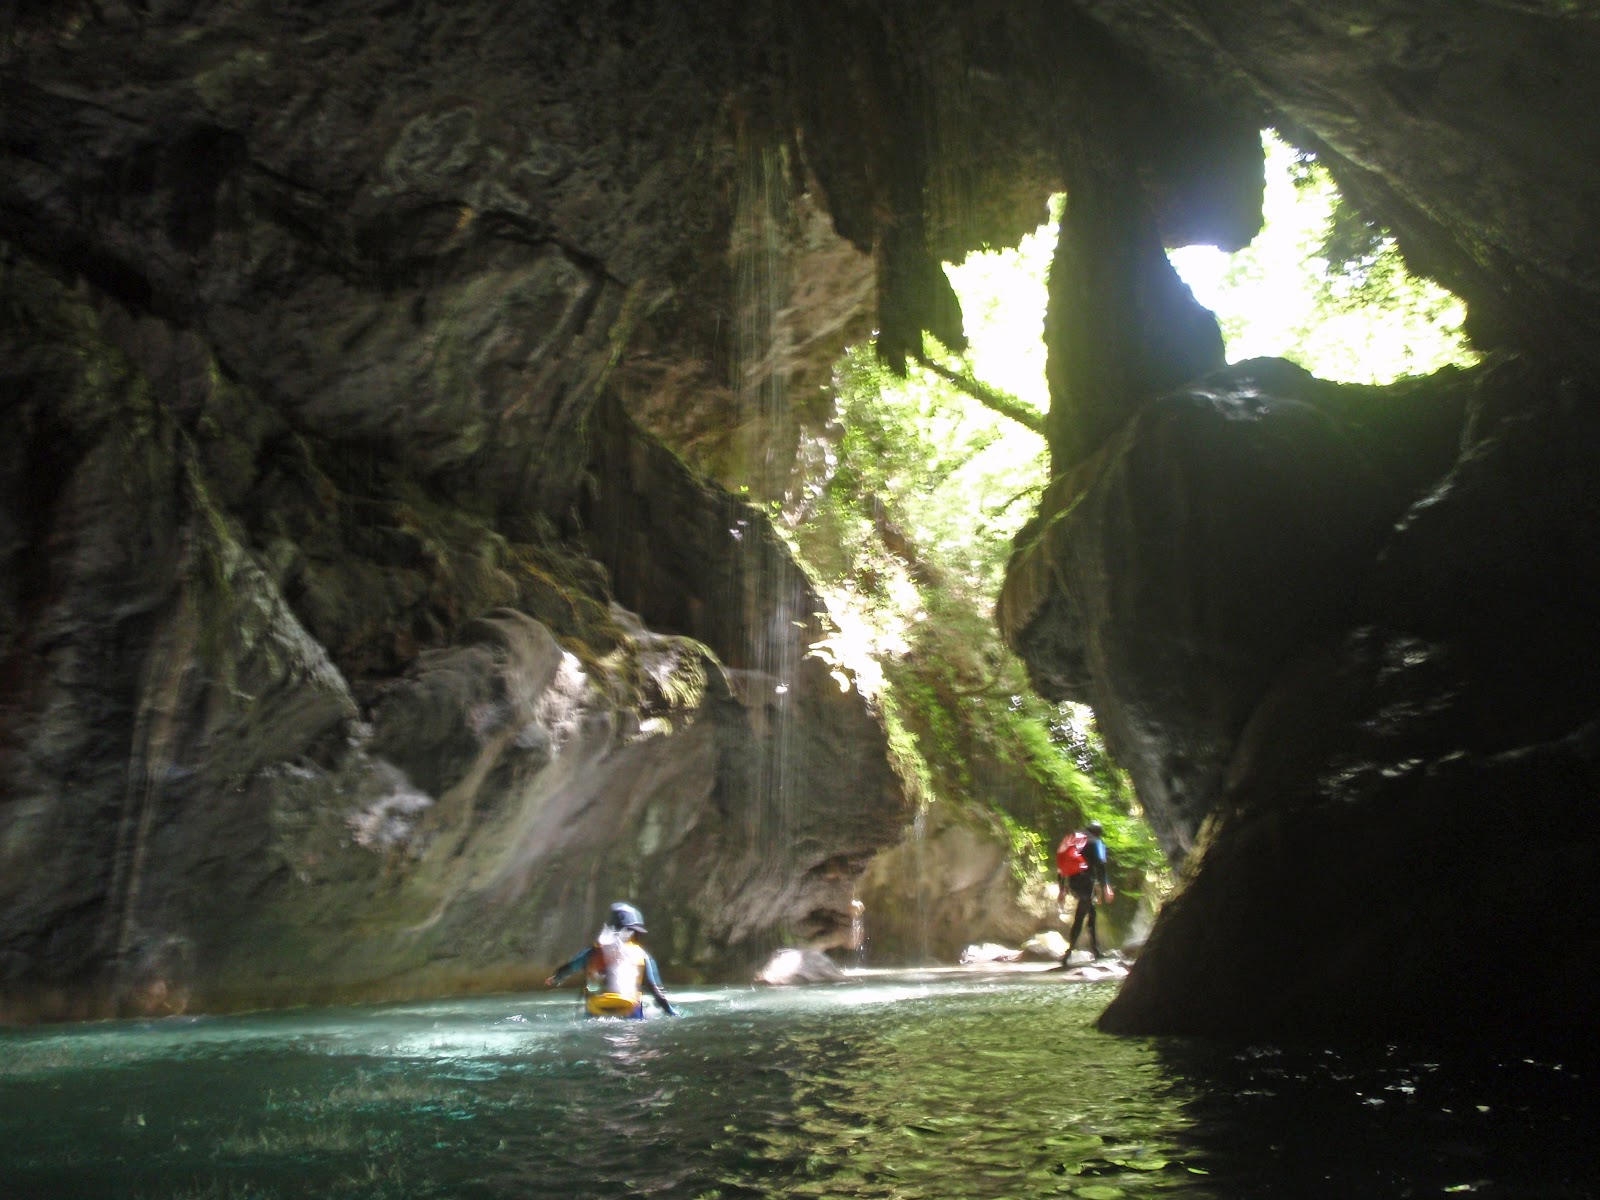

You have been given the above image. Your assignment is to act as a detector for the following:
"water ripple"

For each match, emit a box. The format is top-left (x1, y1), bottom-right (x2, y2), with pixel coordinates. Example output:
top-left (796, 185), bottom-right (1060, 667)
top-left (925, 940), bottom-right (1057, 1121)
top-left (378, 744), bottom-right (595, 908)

top-left (0, 976), bottom-right (1592, 1199)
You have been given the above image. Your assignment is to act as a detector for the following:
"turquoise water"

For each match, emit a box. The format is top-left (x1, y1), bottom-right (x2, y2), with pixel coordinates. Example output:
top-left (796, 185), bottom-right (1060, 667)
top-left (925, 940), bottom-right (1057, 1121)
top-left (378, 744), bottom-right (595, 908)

top-left (0, 968), bottom-right (1591, 1199)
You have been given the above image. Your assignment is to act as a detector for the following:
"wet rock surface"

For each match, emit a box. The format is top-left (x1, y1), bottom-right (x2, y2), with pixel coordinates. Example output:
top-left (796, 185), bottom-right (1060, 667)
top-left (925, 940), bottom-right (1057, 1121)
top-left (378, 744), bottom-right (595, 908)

top-left (1007, 351), bottom-right (1600, 1051)
top-left (1092, 362), bottom-right (1600, 1052)
top-left (754, 948), bottom-right (848, 986)
top-left (1001, 359), bottom-right (1470, 855)
top-left (0, 257), bottom-right (903, 1019)
top-left (993, 4), bottom-right (1600, 1051)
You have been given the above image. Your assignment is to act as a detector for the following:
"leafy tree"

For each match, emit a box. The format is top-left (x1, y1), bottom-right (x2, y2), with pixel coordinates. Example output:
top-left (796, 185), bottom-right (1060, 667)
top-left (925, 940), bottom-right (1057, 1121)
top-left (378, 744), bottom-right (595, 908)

top-left (788, 221), bottom-right (1165, 889)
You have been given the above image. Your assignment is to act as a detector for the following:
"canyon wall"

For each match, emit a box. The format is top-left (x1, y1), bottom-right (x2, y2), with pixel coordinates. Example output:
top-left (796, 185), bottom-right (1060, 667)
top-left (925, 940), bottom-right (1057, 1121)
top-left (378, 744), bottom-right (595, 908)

top-left (4, 0), bottom-right (1600, 1047)
top-left (997, 1), bottom-right (1600, 1052)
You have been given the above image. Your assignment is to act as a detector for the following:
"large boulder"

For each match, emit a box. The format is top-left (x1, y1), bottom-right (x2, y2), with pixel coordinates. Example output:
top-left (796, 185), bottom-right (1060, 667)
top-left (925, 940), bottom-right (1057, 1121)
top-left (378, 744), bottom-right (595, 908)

top-left (754, 948), bottom-right (849, 986)
top-left (1001, 359), bottom-right (1467, 853)
top-left (1007, 352), bottom-right (1600, 1052)
top-left (854, 803), bottom-right (1058, 965)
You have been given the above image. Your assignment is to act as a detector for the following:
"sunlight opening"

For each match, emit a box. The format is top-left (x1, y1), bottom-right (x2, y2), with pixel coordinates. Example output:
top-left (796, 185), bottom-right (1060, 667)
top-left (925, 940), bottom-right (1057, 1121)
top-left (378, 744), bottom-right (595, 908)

top-left (1168, 130), bottom-right (1477, 384)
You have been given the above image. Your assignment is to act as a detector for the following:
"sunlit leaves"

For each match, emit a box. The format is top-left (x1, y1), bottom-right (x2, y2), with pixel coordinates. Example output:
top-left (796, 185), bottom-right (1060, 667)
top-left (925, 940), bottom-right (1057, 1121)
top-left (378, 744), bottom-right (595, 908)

top-left (789, 227), bottom-right (1158, 882)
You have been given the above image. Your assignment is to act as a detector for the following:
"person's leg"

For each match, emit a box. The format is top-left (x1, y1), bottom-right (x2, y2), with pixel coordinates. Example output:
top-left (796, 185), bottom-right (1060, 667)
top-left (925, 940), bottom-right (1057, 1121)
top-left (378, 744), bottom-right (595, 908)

top-left (1085, 900), bottom-right (1101, 958)
top-left (1063, 877), bottom-right (1090, 964)
top-left (1068, 900), bottom-right (1088, 950)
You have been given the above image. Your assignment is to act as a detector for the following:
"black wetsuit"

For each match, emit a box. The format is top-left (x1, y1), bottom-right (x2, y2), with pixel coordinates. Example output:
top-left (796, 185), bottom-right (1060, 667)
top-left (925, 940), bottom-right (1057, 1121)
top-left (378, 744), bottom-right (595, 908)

top-left (1065, 835), bottom-right (1109, 959)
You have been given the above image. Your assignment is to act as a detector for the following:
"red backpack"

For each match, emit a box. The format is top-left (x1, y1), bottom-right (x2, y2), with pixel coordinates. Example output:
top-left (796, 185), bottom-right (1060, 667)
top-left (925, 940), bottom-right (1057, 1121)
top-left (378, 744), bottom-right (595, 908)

top-left (1056, 831), bottom-right (1088, 877)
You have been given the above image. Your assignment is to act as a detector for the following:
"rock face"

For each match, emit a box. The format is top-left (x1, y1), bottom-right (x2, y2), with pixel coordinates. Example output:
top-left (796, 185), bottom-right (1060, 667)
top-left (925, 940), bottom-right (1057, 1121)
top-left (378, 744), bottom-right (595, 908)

top-left (1001, 360), bottom-right (1470, 855)
top-left (0, 255), bottom-right (904, 1019)
top-left (1074, 0), bottom-right (1600, 373)
top-left (1064, 357), bottom-right (1600, 1051)
top-left (3, 0), bottom-right (1600, 1049)
top-left (988, 3), bottom-right (1600, 1054)
top-left (855, 802), bottom-right (1076, 965)
top-left (0, 0), bottom-right (1247, 1018)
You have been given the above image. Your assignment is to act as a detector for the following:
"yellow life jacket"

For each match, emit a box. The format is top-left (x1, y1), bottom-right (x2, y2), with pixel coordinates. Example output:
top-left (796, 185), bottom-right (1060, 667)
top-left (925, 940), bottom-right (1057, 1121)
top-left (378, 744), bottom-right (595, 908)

top-left (584, 932), bottom-right (647, 1017)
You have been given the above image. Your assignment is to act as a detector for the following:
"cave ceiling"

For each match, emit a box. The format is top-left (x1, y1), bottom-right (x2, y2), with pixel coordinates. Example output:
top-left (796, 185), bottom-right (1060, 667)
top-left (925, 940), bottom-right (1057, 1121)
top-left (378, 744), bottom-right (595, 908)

top-left (7, 1), bottom-right (1593, 484)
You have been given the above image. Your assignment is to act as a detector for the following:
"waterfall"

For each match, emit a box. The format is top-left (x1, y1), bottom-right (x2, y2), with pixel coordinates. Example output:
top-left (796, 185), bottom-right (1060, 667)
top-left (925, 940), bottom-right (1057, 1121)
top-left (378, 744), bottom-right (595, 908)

top-left (730, 140), bottom-right (794, 506)
top-left (909, 800), bottom-right (932, 964)
top-left (729, 138), bottom-right (802, 897)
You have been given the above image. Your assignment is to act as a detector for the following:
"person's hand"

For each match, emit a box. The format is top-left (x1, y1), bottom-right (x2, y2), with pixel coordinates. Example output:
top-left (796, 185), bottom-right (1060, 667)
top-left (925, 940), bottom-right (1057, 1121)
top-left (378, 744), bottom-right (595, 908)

top-left (1103, 885), bottom-right (1115, 903)
top-left (543, 975), bottom-right (557, 988)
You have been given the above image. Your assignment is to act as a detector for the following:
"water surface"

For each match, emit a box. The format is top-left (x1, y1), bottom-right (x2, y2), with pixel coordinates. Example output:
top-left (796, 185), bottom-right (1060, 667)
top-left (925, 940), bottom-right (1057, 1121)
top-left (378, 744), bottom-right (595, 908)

top-left (1, 968), bottom-right (1590, 1199)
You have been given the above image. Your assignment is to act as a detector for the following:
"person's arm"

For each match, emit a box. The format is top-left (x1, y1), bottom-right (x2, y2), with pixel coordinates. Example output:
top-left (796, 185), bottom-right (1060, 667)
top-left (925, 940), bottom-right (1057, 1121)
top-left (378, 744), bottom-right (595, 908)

top-left (642, 953), bottom-right (679, 1016)
top-left (1091, 842), bottom-right (1113, 901)
top-left (545, 947), bottom-right (592, 988)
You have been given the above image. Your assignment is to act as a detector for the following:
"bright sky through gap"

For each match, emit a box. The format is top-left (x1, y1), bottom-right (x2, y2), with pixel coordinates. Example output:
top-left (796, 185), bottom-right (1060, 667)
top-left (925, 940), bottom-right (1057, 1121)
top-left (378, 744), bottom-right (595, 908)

top-left (945, 131), bottom-right (1472, 401)
top-left (1167, 131), bottom-right (1474, 383)
top-left (1168, 246), bottom-right (1229, 311)
top-left (1168, 132), bottom-right (1327, 365)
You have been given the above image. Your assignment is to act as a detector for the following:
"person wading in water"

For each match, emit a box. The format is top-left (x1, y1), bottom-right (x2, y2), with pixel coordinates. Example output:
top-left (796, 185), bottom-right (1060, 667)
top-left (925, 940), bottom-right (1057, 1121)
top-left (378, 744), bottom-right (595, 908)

top-left (1056, 821), bottom-right (1113, 966)
top-left (546, 901), bottom-right (679, 1018)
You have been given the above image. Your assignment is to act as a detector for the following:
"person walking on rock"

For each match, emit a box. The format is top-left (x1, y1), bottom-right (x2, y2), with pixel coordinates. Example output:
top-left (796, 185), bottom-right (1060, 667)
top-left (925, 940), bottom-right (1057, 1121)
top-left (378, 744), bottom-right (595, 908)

top-left (1056, 821), bottom-right (1113, 966)
top-left (546, 901), bottom-right (679, 1018)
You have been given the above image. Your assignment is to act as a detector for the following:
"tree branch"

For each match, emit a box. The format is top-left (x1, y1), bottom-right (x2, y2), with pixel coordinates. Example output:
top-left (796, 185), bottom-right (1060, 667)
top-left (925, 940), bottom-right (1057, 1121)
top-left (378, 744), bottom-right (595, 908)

top-left (913, 353), bottom-right (1046, 436)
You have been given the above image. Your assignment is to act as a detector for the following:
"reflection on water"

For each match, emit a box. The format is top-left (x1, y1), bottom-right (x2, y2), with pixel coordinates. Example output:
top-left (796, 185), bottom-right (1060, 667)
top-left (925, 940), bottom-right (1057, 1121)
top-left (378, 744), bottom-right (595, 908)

top-left (0, 969), bottom-right (1592, 1199)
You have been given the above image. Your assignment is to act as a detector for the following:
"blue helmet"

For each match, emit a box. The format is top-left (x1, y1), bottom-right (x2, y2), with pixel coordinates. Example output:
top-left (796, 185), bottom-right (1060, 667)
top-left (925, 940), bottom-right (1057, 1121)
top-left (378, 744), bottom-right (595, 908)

top-left (608, 902), bottom-right (647, 934)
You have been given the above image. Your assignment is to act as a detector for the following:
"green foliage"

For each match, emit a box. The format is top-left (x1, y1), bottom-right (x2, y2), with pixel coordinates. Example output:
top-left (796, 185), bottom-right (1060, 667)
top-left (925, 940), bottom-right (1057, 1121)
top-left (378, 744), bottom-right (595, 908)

top-left (1290, 149), bottom-right (1388, 274)
top-left (786, 227), bottom-right (1165, 896)
top-left (996, 812), bottom-right (1048, 887)
top-left (812, 343), bottom-right (1043, 605)
top-left (788, 132), bottom-right (1480, 902)
top-left (878, 685), bottom-right (937, 813)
